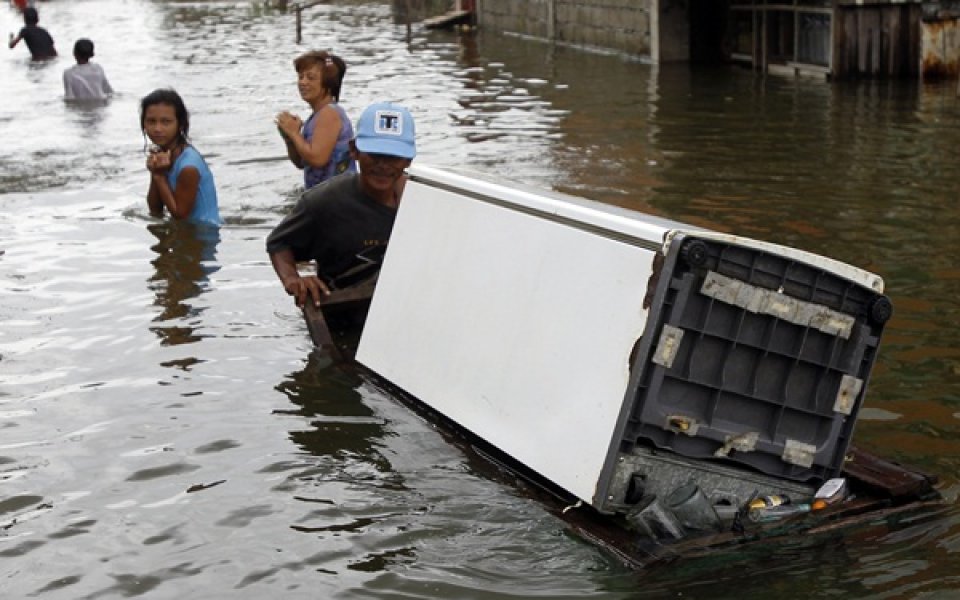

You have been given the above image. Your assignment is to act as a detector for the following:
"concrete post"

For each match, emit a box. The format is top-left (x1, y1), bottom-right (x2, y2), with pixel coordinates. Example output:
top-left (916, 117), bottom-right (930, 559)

top-left (295, 5), bottom-right (302, 44)
top-left (547, 0), bottom-right (556, 41)
top-left (651, 0), bottom-right (660, 62)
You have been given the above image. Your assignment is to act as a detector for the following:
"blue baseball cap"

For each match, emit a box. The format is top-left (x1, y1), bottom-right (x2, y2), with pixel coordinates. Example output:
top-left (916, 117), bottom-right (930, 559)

top-left (354, 102), bottom-right (416, 159)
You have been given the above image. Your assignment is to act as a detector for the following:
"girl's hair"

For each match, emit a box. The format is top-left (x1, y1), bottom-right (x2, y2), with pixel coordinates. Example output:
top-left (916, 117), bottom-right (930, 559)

top-left (293, 50), bottom-right (347, 102)
top-left (139, 88), bottom-right (190, 145)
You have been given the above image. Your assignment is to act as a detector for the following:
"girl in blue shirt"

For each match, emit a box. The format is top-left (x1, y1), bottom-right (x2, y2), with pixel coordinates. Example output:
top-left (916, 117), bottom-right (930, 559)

top-left (140, 88), bottom-right (221, 227)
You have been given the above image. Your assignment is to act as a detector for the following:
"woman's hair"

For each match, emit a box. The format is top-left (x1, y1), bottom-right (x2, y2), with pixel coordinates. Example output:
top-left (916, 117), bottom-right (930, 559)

top-left (23, 7), bottom-right (39, 25)
top-left (139, 88), bottom-right (190, 145)
top-left (293, 50), bottom-right (347, 102)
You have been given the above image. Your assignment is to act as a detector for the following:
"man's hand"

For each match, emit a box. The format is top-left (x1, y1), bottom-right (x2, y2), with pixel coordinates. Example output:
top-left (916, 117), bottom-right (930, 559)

top-left (282, 274), bottom-right (330, 308)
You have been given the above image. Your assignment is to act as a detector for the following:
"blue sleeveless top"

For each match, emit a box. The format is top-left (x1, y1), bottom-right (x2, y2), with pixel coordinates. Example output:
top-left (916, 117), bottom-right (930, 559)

top-left (302, 103), bottom-right (357, 189)
top-left (167, 145), bottom-right (222, 227)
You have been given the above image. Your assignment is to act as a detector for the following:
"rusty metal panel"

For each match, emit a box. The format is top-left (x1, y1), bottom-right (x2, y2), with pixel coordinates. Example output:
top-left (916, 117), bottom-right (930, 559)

top-left (921, 17), bottom-right (960, 79)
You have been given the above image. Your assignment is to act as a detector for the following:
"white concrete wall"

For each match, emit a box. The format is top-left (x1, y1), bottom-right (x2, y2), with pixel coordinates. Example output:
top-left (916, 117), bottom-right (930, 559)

top-left (478, 0), bottom-right (656, 58)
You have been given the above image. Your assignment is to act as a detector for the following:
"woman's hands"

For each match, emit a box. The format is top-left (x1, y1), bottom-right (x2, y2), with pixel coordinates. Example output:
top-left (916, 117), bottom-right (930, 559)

top-left (276, 111), bottom-right (305, 168)
top-left (275, 111), bottom-right (303, 140)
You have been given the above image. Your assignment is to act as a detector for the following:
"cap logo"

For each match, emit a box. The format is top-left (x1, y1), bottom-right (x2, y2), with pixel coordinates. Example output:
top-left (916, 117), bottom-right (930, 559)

top-left (374, 110), bottom-right (404, 137)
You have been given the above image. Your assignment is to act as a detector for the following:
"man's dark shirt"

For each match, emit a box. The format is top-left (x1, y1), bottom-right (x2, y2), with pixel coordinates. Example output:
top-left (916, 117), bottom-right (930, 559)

top-left (18, 25), bottom-right (56, 60)
top-left (266, 172), bottom-right (396, 288)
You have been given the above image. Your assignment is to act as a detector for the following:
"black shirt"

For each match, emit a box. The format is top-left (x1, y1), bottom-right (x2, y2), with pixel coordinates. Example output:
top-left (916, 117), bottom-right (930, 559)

top-left (18, 26), bottom-right (57, 60)
top-left (266, 172), bottom-right (396, 288)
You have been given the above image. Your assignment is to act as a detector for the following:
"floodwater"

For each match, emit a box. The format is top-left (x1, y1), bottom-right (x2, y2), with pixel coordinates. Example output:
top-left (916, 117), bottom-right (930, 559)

top-left (2, 0), bottom-right (959, 597)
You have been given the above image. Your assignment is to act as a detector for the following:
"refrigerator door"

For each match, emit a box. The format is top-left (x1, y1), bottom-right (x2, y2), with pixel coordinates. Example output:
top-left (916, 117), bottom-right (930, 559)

top-left (357, 165), bottom-right (677, 504)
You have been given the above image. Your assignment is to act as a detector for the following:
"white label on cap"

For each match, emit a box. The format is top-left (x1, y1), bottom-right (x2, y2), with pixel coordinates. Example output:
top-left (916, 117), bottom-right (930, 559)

top-left (375, 110), bottom-right (403, 136)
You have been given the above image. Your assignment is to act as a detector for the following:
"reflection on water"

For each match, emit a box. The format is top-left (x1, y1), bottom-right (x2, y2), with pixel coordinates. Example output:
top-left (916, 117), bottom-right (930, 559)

top-left (274, 352), bottom-right (390, 464)
top-left (1, 0), bottom-right (959, 597)
top-left (64, 98), bottom-right (111, 135)
top-left (147, 221), bottom-right (220, 328)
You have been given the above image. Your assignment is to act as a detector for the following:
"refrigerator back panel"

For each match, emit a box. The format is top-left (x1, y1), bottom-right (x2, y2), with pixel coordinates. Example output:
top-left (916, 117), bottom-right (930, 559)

top-left (609, 233), bottom-right (890, 485)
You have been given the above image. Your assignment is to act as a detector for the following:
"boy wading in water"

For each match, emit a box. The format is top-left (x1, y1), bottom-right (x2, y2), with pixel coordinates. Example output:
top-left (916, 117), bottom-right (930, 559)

top-left (64, 38), bottom-right (113, 101)
top-left (8, 7), bottom-right (57, 60)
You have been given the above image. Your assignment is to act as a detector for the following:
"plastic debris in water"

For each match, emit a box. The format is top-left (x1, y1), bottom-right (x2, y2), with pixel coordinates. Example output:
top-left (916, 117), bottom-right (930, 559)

top-left (748, 494), bottom-right (791, 510)
top-left (748, 503), bottom-right (812, 523)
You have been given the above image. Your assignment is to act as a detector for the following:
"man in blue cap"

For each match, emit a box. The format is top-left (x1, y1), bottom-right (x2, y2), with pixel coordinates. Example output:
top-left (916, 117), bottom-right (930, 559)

top-left (267, 101), bottom-right (416, 308)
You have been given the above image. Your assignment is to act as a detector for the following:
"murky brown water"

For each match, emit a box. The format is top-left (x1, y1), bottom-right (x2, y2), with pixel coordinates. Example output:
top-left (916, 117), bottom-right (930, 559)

top-left (2, 0), bottom-right (959, 597)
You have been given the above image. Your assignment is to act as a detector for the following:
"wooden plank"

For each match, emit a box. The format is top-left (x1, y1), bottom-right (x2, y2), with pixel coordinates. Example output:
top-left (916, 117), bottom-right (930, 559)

top-left (320, 278), bottom-right (377, 306)
top-left (806, 500), bottom-right (947, 535)
top-left (423, 9), bottom-right (472, 29)
top-left (856, 8), bottom-right (876, 75)
top-left (363, 370), bottom-right (946, 568)
top-left (909, 4), bottom-right (922, 78)
top-left (843, 446), bottom-right (939, 499)
top-left (303, 302), bottom-right (344, 361)
top-left (301, 277), bottom-right (377, 360)
top-left (292, 0), bottom-right (328, 10)
top-left (882, 6), bottom-right (893, 76)
top-left (839, 9), bottom-right (858, 80)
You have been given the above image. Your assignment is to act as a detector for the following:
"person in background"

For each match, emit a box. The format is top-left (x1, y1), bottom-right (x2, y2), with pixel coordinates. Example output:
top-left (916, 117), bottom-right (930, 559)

top-left (267, 101), bottom-right (416, 308)
top-left (8, 7), bottom-right (57, 60)
top-left (275, 50), bottom-right (356, 189)
top-left (63, 38), bottom-right (113, 101)
top-left (140, 88), bottom-right (222, 227)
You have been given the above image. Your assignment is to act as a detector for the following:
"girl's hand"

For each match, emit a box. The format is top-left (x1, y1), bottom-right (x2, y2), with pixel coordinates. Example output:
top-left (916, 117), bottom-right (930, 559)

top-left (146, 149), bottom-right (172, 174)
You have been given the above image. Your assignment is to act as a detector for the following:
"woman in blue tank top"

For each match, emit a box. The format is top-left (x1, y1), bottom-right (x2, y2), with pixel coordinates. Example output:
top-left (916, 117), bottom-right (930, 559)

top-left (140, 88), bottom-right (222, 227)
top-left (275, 50), bottom-right (357, 189)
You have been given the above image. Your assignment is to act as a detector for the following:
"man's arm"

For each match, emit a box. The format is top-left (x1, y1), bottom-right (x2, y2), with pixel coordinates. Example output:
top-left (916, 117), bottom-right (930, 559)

top-left (101, 66), bottom-right (114, 95)
top-left (63, 69), bottom-right (73, 99)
